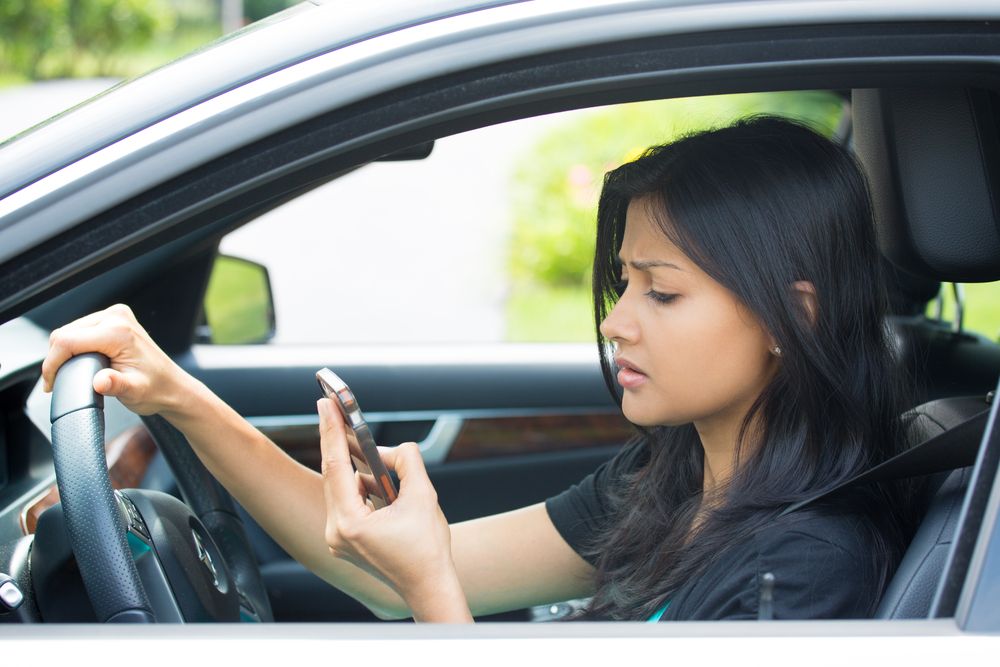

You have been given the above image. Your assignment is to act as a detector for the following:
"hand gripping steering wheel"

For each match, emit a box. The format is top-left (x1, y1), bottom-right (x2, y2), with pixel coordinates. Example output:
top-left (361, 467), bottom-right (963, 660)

top-left (49, 353), bottom-right (273, 622)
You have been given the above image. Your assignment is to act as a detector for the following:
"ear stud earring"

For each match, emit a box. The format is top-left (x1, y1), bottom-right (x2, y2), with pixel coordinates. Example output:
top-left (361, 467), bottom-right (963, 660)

top-left (770, 345), bottom-right (782, 357)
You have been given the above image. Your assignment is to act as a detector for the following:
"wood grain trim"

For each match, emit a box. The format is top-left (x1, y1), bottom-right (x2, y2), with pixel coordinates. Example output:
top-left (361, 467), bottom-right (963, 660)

top-left (445, 413), bottom-right (633, 461)
top-left (20, 424), bottom-right (158, 535)
top-left (253, 424), bottom-right (324, 471)
top-left (261, 412), bottom-right (633, 467)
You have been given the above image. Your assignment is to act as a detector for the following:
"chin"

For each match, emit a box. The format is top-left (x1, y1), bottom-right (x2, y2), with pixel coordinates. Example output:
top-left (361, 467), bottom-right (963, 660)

top-left (621, 396), bottom-right (683, 428)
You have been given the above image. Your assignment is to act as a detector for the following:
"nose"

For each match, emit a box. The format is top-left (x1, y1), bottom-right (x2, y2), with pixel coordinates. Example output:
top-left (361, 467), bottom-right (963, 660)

top-left (599, 292), bottom-right (639, 344)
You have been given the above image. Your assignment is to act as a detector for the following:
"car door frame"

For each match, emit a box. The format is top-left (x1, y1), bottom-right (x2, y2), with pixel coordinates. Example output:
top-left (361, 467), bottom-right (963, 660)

top-left (1, 0), bottom-right (999, 643)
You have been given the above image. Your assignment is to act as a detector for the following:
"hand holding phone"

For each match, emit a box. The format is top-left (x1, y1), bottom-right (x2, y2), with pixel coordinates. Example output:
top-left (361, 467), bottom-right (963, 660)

top-left (316, 368), bottom-right (398, 508)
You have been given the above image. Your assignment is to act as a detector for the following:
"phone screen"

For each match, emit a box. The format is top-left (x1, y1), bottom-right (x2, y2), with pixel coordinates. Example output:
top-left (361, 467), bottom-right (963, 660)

top-left (316, 368), bottom-right (398, 508)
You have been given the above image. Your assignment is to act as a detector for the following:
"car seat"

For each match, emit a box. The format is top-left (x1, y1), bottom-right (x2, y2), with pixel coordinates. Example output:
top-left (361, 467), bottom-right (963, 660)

top-left (852, 87), bottom-right (1000, 618)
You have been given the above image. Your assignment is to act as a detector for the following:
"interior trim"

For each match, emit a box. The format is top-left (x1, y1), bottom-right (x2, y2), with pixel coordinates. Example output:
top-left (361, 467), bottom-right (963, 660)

top-left (253, 407), bottom-right (628, 466)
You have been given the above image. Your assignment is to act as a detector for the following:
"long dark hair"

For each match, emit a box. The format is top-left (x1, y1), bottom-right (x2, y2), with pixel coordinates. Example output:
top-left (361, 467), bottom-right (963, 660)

top-left (584, 116), bottom-right (915, 620)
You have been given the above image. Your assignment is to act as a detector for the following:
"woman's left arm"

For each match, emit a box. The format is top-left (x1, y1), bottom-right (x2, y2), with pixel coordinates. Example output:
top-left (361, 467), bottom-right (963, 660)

top-left (317, 397), bottom-right (473, 623)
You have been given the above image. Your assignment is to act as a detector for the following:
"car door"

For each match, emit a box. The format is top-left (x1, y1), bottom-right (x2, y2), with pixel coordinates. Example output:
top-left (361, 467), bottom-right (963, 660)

top-left (3, 0), bottom-right (1000, 645)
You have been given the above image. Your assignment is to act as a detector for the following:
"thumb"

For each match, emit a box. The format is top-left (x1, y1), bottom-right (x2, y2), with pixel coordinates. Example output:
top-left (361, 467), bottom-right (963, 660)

top-left (381, 443), bottom-right (432, 496)
top-left (93, 368), bottom-right (132, 398)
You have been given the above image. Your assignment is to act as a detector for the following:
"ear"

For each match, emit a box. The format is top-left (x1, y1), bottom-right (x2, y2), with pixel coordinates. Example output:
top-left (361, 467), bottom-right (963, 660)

top-left (791, 280), bottom-right (818, 327)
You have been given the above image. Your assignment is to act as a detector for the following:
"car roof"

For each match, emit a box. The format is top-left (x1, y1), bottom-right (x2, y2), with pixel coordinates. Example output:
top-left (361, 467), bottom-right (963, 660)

top-left (0, 0), bottom-right (524, 200)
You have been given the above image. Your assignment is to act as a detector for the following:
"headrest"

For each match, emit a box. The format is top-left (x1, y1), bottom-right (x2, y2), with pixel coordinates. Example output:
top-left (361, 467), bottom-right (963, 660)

top-left (853, 88), bottom-right (1000, 283)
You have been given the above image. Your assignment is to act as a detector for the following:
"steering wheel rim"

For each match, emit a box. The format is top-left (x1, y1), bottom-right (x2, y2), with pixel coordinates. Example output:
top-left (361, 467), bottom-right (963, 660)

top-left (49, 353), bottom-right (273, 622)
top-left (49, 353), bottom-right (154, 622)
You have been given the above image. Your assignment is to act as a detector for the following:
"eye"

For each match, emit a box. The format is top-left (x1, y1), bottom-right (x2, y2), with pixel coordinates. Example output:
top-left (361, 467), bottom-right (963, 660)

top-left (645, 290), bottom-right (678, 304)
top-left (612, 279), bottom-right (628, 297)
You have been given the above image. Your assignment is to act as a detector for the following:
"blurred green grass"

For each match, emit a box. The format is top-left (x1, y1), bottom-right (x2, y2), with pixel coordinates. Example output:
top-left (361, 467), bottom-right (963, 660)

top-left (931, 282), bottom-right (1000, 341)
top-left (506, 286), bottom-right (595, 342)
top-left (507, 280), bottom-right (1000, 345)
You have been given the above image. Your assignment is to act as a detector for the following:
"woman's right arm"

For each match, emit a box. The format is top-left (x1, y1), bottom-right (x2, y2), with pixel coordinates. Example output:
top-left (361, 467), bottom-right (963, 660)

top-left (41, 305), bottom-right (596, 619)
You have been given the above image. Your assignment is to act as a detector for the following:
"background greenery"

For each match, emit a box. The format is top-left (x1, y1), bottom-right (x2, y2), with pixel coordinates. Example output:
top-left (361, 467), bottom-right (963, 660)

top-left (0, 0), bottom-right (295, 83)
top-left (504, 91), bottom-right (845, 341)
top-left (503, 92), bottom-right (1000, 343)
top-left (929, 283), bottom-right (1000, 341)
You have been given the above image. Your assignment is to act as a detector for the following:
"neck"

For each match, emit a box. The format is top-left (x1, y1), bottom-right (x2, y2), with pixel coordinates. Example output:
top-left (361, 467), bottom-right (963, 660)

top-left (695, 420), bottom-right (736, 493)
top-left (692, 372), bottom-right (774, 493)
top-left (694, 408), bottom-right (761, 494)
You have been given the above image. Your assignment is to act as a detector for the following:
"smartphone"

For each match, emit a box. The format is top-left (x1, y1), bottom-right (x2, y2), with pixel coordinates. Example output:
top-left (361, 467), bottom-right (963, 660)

top-left (316, 368), bottom-right (398, 509)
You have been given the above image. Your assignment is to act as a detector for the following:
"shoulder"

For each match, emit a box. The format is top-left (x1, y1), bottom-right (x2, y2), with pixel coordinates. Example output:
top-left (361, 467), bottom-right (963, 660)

top-left (753, 509), bottom-right (874, 564)
top-left (755, 510), bottom-right (882, 618)
top-left (544, 435), bottom-right (650, 564)
top-left (668, 510), bottom-right (882, 621)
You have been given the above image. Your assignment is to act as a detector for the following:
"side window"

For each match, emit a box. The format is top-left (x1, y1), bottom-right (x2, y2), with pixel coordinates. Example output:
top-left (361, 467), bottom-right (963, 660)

top-left (201, 91), bottom-right (848, 345)
top-left (927, 282), bottom-right (1000, 341)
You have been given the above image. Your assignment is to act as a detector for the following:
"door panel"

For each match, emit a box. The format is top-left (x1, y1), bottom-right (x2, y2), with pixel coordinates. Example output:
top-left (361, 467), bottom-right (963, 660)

top-left (175, 342), bottom-right (629, 621)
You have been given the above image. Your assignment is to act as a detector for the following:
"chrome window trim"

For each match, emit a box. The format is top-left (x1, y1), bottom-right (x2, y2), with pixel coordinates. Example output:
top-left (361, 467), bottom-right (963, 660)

top-left (186, 342), bottom-right (601, 368)
top-left (2, 0), bottom-right (999, 265)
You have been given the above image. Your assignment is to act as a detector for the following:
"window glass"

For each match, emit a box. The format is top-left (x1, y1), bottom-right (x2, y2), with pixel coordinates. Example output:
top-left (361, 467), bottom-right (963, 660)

top-left (927, 282), bottom-right (1000, 341)
top-left (202, 255), bottom-right (275, 344)
top-left (214, 91), bottom-right (846, 344)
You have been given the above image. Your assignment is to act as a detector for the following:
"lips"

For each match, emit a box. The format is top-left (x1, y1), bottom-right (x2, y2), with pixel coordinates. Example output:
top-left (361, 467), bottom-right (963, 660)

top-left (614, 355), bottom-right (647, 389)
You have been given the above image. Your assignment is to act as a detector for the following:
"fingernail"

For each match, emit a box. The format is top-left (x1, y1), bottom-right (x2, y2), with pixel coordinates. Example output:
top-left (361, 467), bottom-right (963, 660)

top-left (317, 398), bottom-right (331, 424)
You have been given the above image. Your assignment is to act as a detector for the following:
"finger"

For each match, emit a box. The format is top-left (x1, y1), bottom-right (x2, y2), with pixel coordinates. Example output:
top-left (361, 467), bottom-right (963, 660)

top-left (42, 325), bottom-right (129, 393)
top-left (60, 311), bottom-right (105, 330)
top-left (354, 470), bottom-right (369, 498)
top-left (92, 368), bottom-right (141, 398)
top-left (379, 443), bottom-right (434, 498)
top-left (317, 398), bottom-right (368, 517)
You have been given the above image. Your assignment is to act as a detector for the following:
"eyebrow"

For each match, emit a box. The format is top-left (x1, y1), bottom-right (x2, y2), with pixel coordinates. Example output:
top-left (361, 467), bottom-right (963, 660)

top-left (616, 255), bottom-right (685, 272)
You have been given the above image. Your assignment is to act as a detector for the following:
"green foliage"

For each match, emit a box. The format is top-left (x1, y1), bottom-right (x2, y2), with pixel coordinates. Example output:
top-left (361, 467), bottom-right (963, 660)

top-left (505, 92), bottom-right (845, 341)
top-left (506, 286), bottom-right (595, 342)
top-left (508, 92), bottom-right (844, 289)
top-left (0, 0), bottom-right (177, 79)
top-left (67, 0), bottom-right (176, 75)
top-left (0, 0), bottom-right (69, 78)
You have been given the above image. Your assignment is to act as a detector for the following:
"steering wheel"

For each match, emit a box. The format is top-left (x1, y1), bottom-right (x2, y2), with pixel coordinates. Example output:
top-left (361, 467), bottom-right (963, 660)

top-left (48, 353), bottom-right (273, 622)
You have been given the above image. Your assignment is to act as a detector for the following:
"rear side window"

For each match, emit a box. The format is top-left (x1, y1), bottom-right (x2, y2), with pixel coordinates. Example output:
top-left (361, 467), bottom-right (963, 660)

top-left (927, 282), bottom-right (1000, 341)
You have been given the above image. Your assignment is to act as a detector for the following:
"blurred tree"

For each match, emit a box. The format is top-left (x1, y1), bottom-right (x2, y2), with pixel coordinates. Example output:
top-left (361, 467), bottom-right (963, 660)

top-left (67, 0), bottom-right (176, 75)
top-left (0, 0), bottom-right (69, 79)
top-left (0, 0), bottom-right (177, 79)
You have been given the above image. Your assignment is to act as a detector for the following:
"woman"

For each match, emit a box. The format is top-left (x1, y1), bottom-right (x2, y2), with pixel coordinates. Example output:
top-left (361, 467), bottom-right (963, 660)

top-left (41, 116), bottom-right (913, 623)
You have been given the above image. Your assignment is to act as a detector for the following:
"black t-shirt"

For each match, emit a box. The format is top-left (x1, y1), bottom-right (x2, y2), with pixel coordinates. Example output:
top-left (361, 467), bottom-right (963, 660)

top-left (545, 438), bottom-right (884, 621)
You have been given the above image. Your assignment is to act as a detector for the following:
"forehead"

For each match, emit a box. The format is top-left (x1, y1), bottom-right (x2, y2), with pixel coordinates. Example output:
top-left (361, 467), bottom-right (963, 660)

top-left (619, 197), bottom-right (683, 258)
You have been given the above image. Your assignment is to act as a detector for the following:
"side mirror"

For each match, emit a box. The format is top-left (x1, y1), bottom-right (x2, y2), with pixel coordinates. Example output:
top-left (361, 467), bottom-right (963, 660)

top-left (197, 255), bottom-right (276, 344)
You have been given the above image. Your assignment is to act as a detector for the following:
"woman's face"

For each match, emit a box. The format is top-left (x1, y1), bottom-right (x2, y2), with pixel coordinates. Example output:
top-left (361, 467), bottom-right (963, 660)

top-left (599, 197), bottom-right (777, 429)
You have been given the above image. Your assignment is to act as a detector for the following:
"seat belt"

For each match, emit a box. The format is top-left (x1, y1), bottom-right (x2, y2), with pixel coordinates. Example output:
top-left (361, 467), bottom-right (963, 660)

top-left (779, 405), bottom-right (990, 517)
